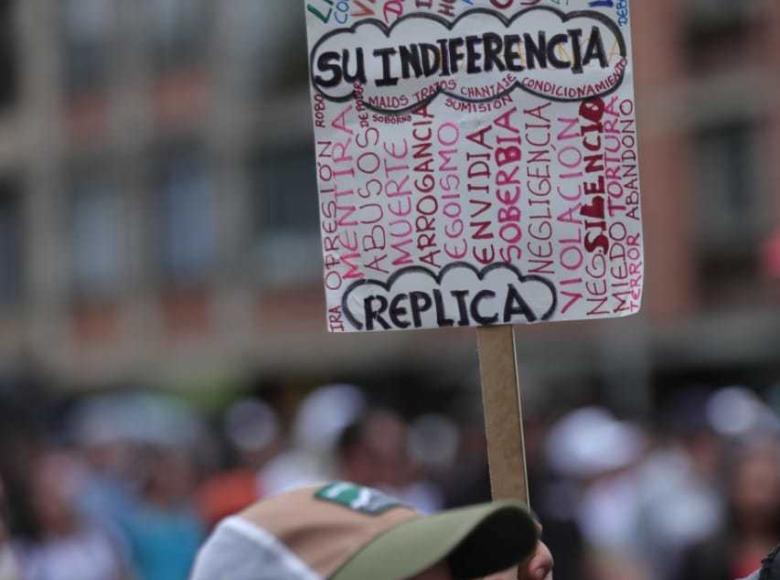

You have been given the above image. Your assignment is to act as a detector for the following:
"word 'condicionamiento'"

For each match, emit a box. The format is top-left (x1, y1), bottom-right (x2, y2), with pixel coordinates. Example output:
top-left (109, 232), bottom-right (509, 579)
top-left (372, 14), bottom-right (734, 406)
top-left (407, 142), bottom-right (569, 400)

top-left (314, 27), bottom-right (610, 90)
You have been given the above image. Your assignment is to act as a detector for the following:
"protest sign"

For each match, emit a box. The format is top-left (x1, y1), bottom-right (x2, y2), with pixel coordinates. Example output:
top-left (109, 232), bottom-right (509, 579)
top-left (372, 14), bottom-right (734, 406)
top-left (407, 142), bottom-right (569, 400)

top-left (304, 0), bottom-right (641, 506)
top-left (305, 0), bottom-right (642, 334)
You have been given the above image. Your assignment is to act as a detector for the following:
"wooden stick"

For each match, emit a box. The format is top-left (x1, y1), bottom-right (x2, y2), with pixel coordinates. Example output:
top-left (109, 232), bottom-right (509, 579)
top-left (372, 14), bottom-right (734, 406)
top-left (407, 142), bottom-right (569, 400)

top-left (477, 325), bottom-right (529, 504)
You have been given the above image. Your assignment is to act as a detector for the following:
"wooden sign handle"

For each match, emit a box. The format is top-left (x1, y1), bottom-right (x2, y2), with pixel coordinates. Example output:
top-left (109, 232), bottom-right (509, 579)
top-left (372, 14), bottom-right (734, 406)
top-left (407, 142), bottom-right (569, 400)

top-left (477, 325), bottom-right (530, 505)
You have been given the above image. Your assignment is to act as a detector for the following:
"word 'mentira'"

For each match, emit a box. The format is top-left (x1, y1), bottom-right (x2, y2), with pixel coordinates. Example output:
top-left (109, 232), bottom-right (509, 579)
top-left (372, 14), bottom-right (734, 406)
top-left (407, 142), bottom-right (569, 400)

top-left (314, 27), bottom-right (609, 90)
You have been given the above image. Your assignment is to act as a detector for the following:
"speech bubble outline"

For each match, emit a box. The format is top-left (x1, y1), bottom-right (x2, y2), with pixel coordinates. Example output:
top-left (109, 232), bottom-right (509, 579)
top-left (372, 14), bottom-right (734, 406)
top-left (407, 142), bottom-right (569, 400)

top-left (309, 6), bottom-right (628, 114)
top-left (341, 262), bottom-right (558, 331)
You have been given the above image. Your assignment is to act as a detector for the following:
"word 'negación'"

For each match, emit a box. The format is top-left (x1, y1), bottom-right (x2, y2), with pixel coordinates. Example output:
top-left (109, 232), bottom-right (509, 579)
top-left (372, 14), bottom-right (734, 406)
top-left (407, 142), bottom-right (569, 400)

top-left (314, 27), bottom-right (610, 89)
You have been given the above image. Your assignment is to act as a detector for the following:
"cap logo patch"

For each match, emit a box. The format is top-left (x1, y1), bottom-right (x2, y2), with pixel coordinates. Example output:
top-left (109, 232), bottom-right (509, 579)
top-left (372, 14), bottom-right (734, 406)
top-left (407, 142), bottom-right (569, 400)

top-left (315, 482), bottom-right (403, 516)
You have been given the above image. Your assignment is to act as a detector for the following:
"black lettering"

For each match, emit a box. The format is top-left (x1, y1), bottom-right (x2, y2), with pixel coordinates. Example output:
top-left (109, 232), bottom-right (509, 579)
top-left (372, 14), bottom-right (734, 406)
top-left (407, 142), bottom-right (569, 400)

top-left (569, 29), bottom-right (584, 73)
top-left (525, 32), bottom-right (547, 69)
top-left (452, 289), bottom-right (471, 326)
top-left (437, 38), bottom-right (451, 76)
top-left (314, 51), bottom-right (342, 88)
top-left (504, 35), bottom-right (524, 71)
top-left (344, 48), bottom-right (367, 85)
top-left (432, 290), bottom-right (455, 327)
top-left (364, 295), bottom-right (390, 331)
top-left (583, 27), bottom-right (609, 68)
top-left (465, 35), bottom-right (483, 74)
top-left (448, 37), bottom-right (465, 74)
top-left (409, 291), bottom-right (433, 328)
top-left (399, 45), bottom-right (423, 80)
top-left (420, 43), bottom-right (441, 76)
top-left (374, 47), bottom-right (399, 87)
top-left (547, 34), bottom-right (570, 68)
top-left (503, 285), bottom-right (538, 323)
top-left (471, 290), bottom-right (498, 325)
top-left (389, 293), bottom-right (410, 329)
top-left (482, 32), bottom-right (506, 72)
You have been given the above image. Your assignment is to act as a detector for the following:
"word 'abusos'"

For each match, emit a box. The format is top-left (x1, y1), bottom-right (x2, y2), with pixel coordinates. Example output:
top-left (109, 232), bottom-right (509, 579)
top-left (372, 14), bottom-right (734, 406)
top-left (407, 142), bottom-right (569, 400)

top-left (314, 27), bottom-right (610, 90)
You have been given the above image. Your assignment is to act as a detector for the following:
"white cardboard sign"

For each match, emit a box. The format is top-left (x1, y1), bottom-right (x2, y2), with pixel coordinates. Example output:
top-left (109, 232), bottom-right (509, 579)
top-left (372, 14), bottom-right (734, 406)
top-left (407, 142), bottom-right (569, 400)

top-left (304, 0), bottom-right (642, 333)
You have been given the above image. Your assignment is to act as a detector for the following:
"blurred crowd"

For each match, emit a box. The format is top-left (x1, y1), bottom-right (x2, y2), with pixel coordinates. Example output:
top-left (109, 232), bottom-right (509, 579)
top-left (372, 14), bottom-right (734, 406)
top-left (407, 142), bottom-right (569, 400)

top-left (0, 381), bottom-right (778, 580)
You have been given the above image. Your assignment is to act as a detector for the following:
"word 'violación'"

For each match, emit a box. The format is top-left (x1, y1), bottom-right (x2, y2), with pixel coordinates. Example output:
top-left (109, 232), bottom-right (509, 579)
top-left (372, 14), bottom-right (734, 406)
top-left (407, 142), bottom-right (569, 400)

top-left (314, 27), bottom-right (610, 90)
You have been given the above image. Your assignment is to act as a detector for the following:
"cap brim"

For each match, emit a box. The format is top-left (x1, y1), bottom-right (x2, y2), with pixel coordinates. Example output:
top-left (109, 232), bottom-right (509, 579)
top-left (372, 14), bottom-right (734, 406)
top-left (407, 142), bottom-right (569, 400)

top-left (330, 500), bottom-right (538, 580)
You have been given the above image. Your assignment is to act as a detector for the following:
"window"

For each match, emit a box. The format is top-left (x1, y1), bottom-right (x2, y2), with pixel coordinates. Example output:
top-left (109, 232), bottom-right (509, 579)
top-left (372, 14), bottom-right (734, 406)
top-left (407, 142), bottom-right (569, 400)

top-left (61, 0), bottom-right (115, 95)
top-left (69, 168), bottom-right (124, 298)
top-left (687, 0), bottom-right (762, 25)
top-left (157, 144), bottom-right (216, 286)
top-left (248, 146), bottom-right (320, 286)
top-left (693, 121), bottom-right (767, 247)
top-left (0, 180), bottom-right (20, 305)
top-left (693, 121), bottom-right (769, 304)
top-left (0, 0), bottom-right (17, 109)
top-left (145, 0), bottom-right (210, 75)
top-left (224, 2), bottom-right (305, 97)
top-left (684, 0), bottom-right (765, 71)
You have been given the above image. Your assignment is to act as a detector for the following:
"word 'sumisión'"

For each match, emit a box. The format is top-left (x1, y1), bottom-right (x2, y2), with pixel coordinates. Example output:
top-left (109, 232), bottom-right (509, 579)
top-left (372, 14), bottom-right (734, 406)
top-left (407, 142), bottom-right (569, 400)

top-left (314, 27), bottom-right (609, 90)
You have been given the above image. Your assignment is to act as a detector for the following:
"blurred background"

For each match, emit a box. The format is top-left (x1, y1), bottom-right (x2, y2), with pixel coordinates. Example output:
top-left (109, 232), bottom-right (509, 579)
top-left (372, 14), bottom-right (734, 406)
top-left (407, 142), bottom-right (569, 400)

top-left (0, 1), bottom-right (778, 579)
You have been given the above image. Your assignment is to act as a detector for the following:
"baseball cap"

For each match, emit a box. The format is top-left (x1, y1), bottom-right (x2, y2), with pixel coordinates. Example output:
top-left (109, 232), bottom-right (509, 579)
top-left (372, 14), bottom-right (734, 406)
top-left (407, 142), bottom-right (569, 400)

top-left (757, 545), bottom-right (780, 580)
top-left (740, 546), bottom-right (780, 580)
top-left (190, 481), bottom-right (538, 580)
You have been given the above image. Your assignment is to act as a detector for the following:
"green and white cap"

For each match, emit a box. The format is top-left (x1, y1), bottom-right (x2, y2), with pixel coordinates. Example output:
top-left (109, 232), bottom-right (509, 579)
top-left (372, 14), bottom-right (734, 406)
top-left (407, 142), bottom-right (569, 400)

top-left (191, 482), bottom-right (538, 580)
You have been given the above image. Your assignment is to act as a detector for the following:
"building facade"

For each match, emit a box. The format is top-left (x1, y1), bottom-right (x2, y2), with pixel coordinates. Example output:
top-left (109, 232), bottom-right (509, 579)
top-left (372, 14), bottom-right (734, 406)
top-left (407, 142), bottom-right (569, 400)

top-left (0, 0), bottom-right (777, 409)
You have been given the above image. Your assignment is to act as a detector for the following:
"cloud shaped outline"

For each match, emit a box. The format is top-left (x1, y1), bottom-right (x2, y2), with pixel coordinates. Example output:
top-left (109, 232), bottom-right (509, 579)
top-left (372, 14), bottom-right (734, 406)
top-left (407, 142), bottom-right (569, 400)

top-left (309, 6), bottom-right (628, 114)
top-left (340, 262), bottom-right (558, 331)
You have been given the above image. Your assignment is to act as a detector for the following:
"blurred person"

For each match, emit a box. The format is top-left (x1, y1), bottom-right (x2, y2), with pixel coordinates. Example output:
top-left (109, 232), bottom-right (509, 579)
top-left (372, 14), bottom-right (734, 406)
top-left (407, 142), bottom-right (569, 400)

top-left (740, 544), bottom-right (780, 580)
top-left (11, 451), bottom-right (129, 580)
top-left (707, 388), bottom-right (780, 442)
top-left (407, 414), bottom-right (460, 479)
top-left (739, 544), bottom-right (780, 580)
top-left (443, 420), bottom-right (493, 508)
top-left (259, 385), bottom-right (366, 496)
top-left (120, 446), bottom-right (205, 580)
top-left (544, 407), bottom-right (650, 580)
top-left (337, 410), bottom-right (407, 489)
top-left (70, 391), bottom-right (207, 531)
top-left (190, 481), bottom-right (553, 580)
top-left (677, 438), bottom-right (780, 580)
top-left (444, 416), bottom-right (587, 578)
top-left (634, 392), bottom-right (724, 580)
top-left (0, 478), bottom-right (19, 580)
top-left (337, 410), bottom-right (442, 513)
top-left (523, 416), bottom-right (586, 580)
top-left (197, 399), bottom-right (281, 528)
top-left (72, 431), bottom-right (137, 534)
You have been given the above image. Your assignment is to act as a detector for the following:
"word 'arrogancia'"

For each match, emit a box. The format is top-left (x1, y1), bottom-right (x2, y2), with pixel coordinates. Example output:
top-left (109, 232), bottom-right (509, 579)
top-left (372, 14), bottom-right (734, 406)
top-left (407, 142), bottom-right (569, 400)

top-left (314, 27), bottom-right (610, 89)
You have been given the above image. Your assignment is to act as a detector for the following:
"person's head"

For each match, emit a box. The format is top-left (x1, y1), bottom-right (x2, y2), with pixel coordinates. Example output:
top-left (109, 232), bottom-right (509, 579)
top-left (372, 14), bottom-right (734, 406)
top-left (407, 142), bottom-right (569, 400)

top-left (191, 481), bottom-right (549, 579)
top-left (29, 452), bottom-right (84, 536)
top-left (0, 476), bottom-right (8, 543)
top-left (138, 445), bottom-right (197, 506)
top-left (739, 545), bottom-right (780, 580)
top-left (224, 399), bottom-right (281, 470)
top-left (729, 439), bottom-right (780, 536)
top-left (337, 410), bottom-right (410, 489)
